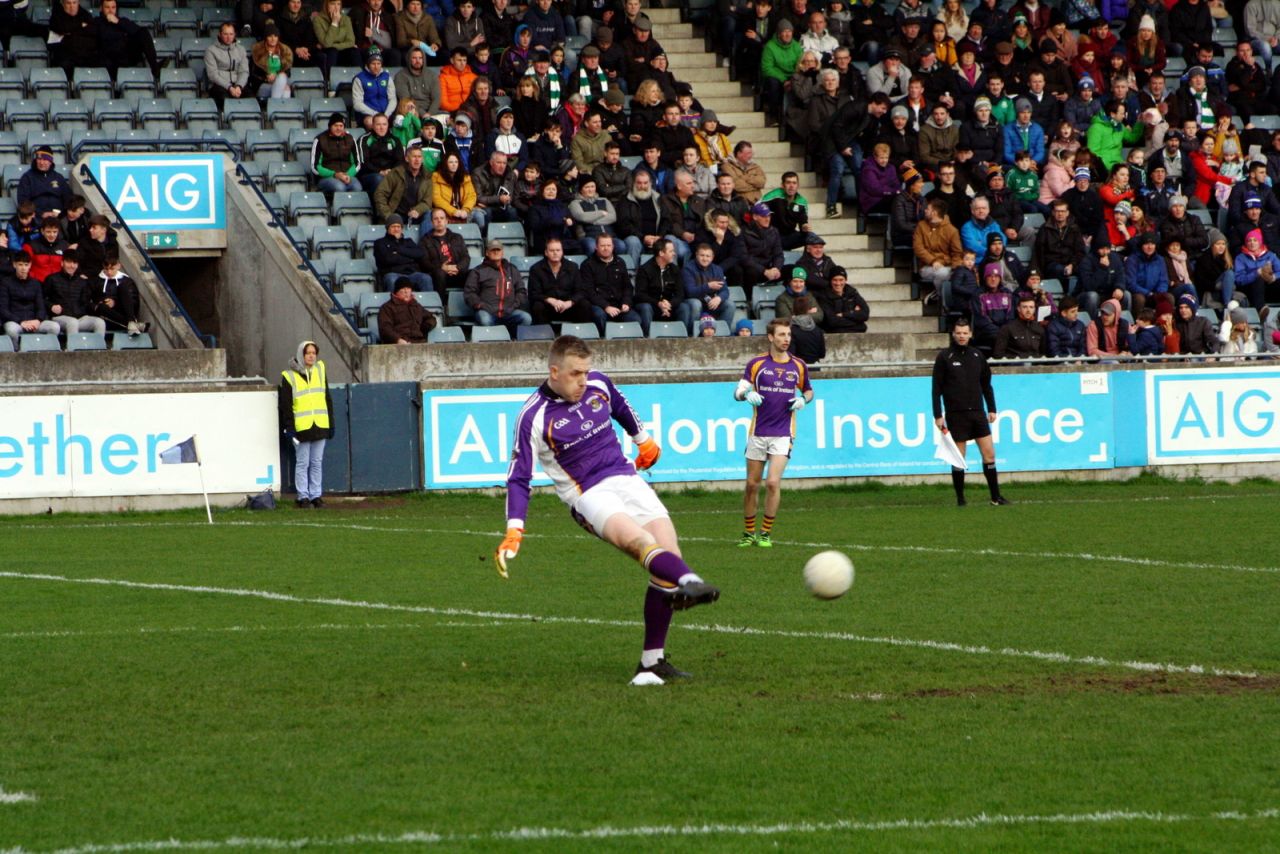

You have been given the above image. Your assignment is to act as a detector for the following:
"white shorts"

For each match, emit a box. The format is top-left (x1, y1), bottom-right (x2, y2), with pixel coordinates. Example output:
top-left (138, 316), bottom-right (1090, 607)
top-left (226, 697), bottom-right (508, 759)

top-left (571, 474), bottom-right (670, 537)
top-left (746, 435), bottom-right (793, 461)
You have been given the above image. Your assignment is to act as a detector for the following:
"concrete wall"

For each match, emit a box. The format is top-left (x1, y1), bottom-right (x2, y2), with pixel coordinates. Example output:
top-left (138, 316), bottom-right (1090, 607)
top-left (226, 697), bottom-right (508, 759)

top-left (218, 172), bottom-right (365, 382)
top-left (364, 332), bottom-right (924, 385)
top-left (70, 161), bottom-right (208, 352)
top-left (0, 350), bottom-right (228, 386)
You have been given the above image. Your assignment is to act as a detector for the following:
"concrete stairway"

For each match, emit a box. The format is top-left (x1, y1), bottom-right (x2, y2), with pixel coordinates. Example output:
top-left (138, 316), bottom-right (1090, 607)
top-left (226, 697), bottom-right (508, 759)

top-left (647, 7), bottom-right (947, 357)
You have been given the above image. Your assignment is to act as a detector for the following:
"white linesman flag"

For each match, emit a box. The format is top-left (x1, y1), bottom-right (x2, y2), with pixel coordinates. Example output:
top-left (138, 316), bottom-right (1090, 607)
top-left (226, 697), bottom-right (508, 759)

top-left (159, 436), bottom-right (199, 465)
top-left (933, 430), bottom-right (968, 470)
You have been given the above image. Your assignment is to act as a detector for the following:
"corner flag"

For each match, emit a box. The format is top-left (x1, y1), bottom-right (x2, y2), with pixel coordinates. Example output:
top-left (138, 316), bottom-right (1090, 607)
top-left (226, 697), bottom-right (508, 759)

top-left (159, 436), bottom-right (199, 465)
top-left (159, 436), bottom-right (212, 524)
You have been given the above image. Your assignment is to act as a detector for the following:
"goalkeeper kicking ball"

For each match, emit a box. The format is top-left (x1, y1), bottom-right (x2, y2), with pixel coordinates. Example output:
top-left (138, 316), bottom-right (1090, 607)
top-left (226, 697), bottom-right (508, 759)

top-left (803, 550), bottom-right (854, 600)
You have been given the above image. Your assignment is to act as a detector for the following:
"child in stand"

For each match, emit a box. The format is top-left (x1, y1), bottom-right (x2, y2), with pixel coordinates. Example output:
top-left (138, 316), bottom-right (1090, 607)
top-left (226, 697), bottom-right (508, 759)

top-left (947, 249), bottom-right (979, 313)
top-left (418, 116), bottom-right (446, 171)
top-left (694, 110), bottom-right (733, 169)
top-left (1008, 149), bottom-right (1048, 216)
top-left (1219, 305), bottom-right (1259, 355)
top-left (392, 98), bottom-right (423, 149)
top-left (469, 42), bottom-right (496, 79)
top-left (1126, 147), bottom-right (1148, 192)
top-left (675, 83), bottom-right (703, 129)
top-left (1131, 307), bottom-right (1165, 355)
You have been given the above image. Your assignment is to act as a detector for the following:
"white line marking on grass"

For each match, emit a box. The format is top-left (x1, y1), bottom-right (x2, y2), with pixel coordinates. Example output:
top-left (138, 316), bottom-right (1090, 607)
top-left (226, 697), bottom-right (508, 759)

top-left (0, 572), bottom-right (1258, 678)
top-left (7, 806), bottom-right (1280, 852)
top-left (15, 518), bottom-right (1278, 577)
top-left (0, 622), bottom-right (512, 642)
top-left (0, 787), bottom-right (36, 804)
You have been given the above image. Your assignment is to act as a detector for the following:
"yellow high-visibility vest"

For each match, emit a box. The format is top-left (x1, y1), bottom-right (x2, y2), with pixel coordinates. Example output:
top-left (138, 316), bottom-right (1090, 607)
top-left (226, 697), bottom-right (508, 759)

top-left (283, 361), bottom-right (330, 432)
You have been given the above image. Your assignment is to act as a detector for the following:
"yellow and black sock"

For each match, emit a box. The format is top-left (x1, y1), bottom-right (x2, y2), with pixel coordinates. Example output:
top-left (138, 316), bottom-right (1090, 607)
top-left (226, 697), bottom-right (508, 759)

top-left (744, 514), bottom-right (756, 535)
top-left (761, 515), bottom-right (775, 536)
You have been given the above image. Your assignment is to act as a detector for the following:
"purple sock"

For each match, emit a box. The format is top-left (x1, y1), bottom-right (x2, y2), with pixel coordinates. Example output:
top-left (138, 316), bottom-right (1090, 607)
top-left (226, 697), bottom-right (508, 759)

top-left (646, 548), bottom-right (694, 586)
top-left (644, 585), bottom-right (674, 651)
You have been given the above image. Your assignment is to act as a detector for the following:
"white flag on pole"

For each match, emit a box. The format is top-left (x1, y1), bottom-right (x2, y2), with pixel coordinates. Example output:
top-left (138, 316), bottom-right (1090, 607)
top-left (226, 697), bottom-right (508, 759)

top-left (934, 430), bottom-right (968, 469)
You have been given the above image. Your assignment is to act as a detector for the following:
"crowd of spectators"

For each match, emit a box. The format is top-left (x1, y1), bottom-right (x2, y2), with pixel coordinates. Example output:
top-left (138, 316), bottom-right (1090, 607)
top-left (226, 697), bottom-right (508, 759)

top-left (708, 0), bottom-right (1280, 357)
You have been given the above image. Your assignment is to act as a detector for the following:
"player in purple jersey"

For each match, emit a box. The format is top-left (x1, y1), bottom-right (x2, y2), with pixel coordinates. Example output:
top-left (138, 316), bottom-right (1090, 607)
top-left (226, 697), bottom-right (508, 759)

top-left (496, 335), bottom-right (721, 685)
top-left (734, 317), bottom-right (814, 547)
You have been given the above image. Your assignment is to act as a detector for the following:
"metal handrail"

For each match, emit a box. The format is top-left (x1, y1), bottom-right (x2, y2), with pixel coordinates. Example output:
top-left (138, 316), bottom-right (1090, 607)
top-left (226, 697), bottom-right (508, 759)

top-left (231, 163), bottom-right (360, 334)
top-left (70, 137), bottom-right (241, 162)
top-left (74, 162), bottom-right (210, 347)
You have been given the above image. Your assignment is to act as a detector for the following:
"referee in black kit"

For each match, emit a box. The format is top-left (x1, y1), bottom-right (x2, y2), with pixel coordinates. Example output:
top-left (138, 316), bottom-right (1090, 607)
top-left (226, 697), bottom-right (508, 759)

top-left (931, 318), bottom-right (1011, 507)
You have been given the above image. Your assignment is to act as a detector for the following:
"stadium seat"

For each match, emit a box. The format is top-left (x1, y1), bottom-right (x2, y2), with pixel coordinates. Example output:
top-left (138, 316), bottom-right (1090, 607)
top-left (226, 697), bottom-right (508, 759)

top-left (244, 128), bottom-right (286, 160)
top-left (649, 321), bottom-right (689, 339)
top-left (0, 132), bottom-right (26, 168)
top-left (179, 36), bottom-right (213, 63)
top-left (290, 67), bottom-right (326, 102)
top-left (200, 128), bottom-right (244, 159)
top-left (330, 67), bottom-right (360, 97)
top-left (486, 220), bottom-right (527, 253)
top-left (619, 155), bottom-right (641, 170)
top-left (5, 99), bottom-right (48, 134)
top-left (1198, 307), bottom-right (1219, 323)
top-left (781, 250), bottom-right (802, 267)
top-left (413, 291), bottom-right (445, 323)
top-left (334, 257), bottom-right (377, 292)
top-left (152, 36), bottom-right (182, 65)
top-left (359, 290), bottom-right (390, 323)
top-left (1011, 245), bottom-right (1032, 263)
top-left (266, 98), bottom-right (307, 133)
top-left (516, 324), bottom-right (555, 341)
top-left (753, 284), bottom-right (783, 313)
top-left (0, 197), bottom-right (17, 221)
top-left (311, 225), bottom-right (354, 264)
top-left (160, 7), bottom-right (200, 36)
top-left (0, 69), bottom-right (26, 101)
top-left (331, 191), bottom-right (373, 229)
top-left (288, 127), bottom-right (317, 160)
top-left (0, 336), bottom-right (13, 353)
top-left (307, 97), bottom-right (348, 127)
top-left (1042, 279), bottom-right (1064, 296)
top-left (28, 67), bottom-right (69, 99)
top-left (564, 254), bottom-right (587, 267)
top-left (512, 254), bottom-right (539, 275)
top-left (159, 67), bottom-right (200, 100)
top-left (558, 321), bottom-right (599, 340)
top-left (756, 306), bottom-right (776, 323)
top-left (157, 128), bottom-right (199, 152)
top-left (260, 190), bottom-right (287, 221)
top-left (1254, 115), bottom-right (1280, 131)
top-left (48, 99), bottom-right (91, 133)
top-left (269, 160), bottom-right (310, 194)
top-left (2, 164), bottom-right (29, 195)
top-left (331, 290), bottom-right (357, 324)
top-left (1190, 209), bottom-right (1213, 227)
top-left (471, 325), bottom-right (512, 342)
top-left (8, 37), bottom-right (49, 74)
top-left (1023, 213), bottom-right (1045, 231)
top-left (750, 319), bottom-right (768, 335)
top-left (728, 285), bottom-right (748, 314)
top-left (24, 129), bottom-right (67, 160)
top-left (200, 6), bottom-right (234, 34)
top-left (288, 192), bottom-right (330, 231)
top-left (236, 160), bottom-right (266, 190)
top-left (94, 98), bottom-right (137, 134)
top-left (137, 97), bottom-right (178, 131)
top-left (223, 100), bottom-right (264, 133)
top-left (446, 290), bottom-right (475, 325)
top-left (605, 321), bottom-right (644, 339)
top-left (179, 98), bottom-right (221, 133)
top-left (112, 331), bottom-right (154, 349)
top-left (428, 326), bottom-right (466, 343)
top-left (65, 332), bottom-right (108, 351)
top-left (18, 334), bottom-right (60, 352)
top-left (116, 68), bottom-right (156, 98)
top-left (355, 223), bottom-right (383, 256)
top-left (447, 222), bottom-right (484, 251)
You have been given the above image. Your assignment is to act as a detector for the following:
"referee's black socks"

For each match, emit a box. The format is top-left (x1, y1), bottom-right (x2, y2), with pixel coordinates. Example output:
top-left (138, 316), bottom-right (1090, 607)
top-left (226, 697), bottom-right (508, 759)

top-left (951, 467), bottom-right (965, 505)
top-left (983, 462), bottom-right (1001, 500)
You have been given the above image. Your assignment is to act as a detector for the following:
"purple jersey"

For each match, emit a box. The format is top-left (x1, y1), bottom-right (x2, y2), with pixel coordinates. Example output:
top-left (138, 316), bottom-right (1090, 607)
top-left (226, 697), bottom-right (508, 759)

top-left (504, 370), bottom-right (650, 527)
top-left (742, 352), bottom-right (812, 438)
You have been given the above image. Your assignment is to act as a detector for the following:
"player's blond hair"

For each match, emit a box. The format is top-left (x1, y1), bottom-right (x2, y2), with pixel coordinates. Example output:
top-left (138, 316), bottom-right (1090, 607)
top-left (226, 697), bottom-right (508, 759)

top-left (550, 335), bottom-right (593, 366)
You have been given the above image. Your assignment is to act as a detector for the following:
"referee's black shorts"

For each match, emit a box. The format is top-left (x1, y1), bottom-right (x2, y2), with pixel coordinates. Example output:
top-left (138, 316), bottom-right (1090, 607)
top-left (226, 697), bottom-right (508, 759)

top-left (945, 410), bottom-right (991, 442)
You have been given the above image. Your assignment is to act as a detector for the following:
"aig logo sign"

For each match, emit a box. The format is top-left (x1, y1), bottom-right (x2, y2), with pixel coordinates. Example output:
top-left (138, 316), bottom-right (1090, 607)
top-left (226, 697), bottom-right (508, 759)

top-left (87, 154), bottom-right (226, 230)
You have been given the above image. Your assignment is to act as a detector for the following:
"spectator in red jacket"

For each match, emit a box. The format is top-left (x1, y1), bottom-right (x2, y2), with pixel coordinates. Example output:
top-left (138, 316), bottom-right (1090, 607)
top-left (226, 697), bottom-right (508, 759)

top-left (23, 217), bottom-right (71, 283)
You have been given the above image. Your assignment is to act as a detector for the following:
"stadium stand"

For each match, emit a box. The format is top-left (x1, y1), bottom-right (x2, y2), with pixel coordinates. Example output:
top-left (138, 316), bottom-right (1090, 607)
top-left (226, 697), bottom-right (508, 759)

top-left (6, 0), bottom-right (1280, 359)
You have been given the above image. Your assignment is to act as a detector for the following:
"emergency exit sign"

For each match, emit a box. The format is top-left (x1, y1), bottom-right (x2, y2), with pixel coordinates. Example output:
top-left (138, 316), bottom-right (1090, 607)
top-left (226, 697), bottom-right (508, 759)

top-left (145, 232), bottom-right (179, 249)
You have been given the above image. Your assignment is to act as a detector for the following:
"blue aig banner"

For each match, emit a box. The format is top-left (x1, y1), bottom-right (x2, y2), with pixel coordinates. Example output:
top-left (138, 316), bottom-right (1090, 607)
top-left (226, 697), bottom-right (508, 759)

top-left (87, 154), bottom-right (226, 230)
top-left (422, 372), bottom-right (1116, 489)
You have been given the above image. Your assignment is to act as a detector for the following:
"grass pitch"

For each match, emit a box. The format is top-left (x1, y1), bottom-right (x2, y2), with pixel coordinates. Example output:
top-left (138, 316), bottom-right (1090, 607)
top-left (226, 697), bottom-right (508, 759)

top-left (2, 476), bottom-right (1280, 852)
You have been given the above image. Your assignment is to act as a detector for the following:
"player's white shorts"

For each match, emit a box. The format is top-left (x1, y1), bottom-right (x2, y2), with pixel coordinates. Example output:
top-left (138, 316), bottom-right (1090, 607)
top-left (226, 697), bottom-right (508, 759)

top-left (571, 474), bottom-right (670, 537)
top-left (746, 435), bottom-right (792, 461)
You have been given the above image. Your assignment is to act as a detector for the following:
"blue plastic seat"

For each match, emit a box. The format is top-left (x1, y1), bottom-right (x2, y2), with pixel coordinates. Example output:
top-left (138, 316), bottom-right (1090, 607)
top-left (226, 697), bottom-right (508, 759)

top-left (515, 324), bottom-right (555, 341)
top-left (427, 326), bottom-right (466, 343)
top-left (66, 332), bottom-right (108, 351)
top-left (648, 321), bottom-right (688, 339)
top-left (558, 321), bottom-right (599, 340)
top-left (18, 334), bottom-right (61, 352)
top-left (471, 325), bottom-right (512, 342)
top-left (605, 321), bottom-right (644, 339)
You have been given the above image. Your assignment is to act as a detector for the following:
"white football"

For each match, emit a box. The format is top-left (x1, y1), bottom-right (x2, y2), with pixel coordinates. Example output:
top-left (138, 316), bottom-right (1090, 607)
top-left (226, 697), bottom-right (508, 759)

top-left (803, 550), bottom-right (854, 600)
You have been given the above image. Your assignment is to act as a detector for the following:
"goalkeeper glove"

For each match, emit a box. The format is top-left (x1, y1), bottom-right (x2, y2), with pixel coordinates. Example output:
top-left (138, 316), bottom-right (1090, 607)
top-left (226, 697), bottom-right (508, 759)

top-left (635, 437), bottom-right (661, 470)
top-left (789, 396), bottom-right (808, 412)
top-left (495, 527), bottom-right (523, 578)
top-left (744, 390), bottom-right (764, 406)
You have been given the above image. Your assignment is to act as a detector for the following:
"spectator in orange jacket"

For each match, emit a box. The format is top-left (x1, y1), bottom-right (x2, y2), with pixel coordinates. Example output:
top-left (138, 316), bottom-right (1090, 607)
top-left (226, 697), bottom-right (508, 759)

top-left (439, 46), bottom-right (478, 113)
